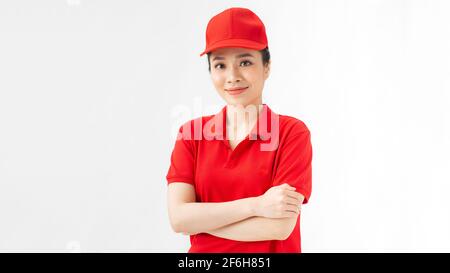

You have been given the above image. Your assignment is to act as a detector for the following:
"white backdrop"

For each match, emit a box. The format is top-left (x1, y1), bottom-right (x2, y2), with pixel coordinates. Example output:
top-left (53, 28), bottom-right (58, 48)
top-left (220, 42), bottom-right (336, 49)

top-left (0, 0), bottom-right (449, 252)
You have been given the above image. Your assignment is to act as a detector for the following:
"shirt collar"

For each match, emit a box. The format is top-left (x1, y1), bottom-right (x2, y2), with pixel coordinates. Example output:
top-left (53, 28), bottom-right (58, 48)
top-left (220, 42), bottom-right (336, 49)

top-left (210, 103), bottom-right (275, 141)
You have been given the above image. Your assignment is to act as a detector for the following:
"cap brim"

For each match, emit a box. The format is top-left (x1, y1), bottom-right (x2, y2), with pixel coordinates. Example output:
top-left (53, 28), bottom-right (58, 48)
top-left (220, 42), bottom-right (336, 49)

top-left (199, 39), bottom-right (267, 57)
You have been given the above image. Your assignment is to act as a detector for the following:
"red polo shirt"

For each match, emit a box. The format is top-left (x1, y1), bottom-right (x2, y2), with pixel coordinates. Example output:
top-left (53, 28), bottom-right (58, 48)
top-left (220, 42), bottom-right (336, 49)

top-left (166, 104), bottom-right (312, 253)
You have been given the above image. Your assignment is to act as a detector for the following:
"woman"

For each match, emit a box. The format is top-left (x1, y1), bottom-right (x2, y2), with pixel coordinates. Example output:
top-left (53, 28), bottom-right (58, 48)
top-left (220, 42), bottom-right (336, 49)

top-left (166, 7), bottom-right (312, 253)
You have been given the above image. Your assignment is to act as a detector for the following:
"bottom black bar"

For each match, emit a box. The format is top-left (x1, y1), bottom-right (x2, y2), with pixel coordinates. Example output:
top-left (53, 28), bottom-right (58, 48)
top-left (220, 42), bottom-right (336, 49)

top-left (0, 253), bottom-right (448, 272)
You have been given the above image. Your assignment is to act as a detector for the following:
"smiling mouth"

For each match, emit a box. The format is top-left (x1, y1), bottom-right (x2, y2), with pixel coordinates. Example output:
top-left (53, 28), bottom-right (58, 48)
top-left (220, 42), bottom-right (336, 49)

top-left (226, 87), bottom-right (248, 95)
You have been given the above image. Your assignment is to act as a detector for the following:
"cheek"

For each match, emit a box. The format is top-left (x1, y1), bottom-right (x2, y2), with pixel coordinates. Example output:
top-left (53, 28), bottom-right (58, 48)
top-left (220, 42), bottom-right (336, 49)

top-left (211, 74), bottom-right (223, 86)
top-left (245, 73), bottom-right (263, 90)
top-left (244, 67), bottom-right (262, 81)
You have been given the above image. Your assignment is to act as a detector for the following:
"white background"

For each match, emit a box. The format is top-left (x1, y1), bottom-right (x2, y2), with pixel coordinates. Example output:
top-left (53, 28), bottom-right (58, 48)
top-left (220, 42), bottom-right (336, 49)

top-left (0, 0), bottom-right (449, 252)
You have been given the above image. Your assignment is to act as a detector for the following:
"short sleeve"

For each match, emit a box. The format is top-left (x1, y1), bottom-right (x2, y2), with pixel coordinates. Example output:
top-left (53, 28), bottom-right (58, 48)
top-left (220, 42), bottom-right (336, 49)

top-left (272, 129), bottom-right (312, 204)
top-left (165, 124), bottom-right (196, 186)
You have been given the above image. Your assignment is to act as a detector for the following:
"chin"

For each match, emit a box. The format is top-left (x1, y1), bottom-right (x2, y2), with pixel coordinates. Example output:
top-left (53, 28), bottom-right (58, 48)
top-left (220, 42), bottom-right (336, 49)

top-left (225, 98), bottom-right (250, 107)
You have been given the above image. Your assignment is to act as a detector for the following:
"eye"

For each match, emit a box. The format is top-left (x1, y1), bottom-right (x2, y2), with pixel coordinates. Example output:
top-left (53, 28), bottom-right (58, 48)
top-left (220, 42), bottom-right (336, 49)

top-left (213, 60), bottom-right (252, 70)
top-left (240, 60), bottom-right (252, 66)
top-left (214, 63), bottom-right (225, 69)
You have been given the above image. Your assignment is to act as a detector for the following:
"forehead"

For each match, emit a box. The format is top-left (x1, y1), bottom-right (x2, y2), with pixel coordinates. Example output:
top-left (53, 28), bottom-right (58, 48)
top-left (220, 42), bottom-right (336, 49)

top-left (210, 47), bottom-right (258, 61)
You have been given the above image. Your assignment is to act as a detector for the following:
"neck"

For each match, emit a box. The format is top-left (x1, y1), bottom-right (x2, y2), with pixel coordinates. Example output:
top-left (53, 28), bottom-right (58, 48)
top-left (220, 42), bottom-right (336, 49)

top-left (226, 103), bottom-right (264, 139)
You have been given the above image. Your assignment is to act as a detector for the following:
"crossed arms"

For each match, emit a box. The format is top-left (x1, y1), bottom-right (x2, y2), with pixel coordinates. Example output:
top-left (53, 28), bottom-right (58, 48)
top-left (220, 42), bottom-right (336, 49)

top-left (167, 182), bottom-right (304, 241)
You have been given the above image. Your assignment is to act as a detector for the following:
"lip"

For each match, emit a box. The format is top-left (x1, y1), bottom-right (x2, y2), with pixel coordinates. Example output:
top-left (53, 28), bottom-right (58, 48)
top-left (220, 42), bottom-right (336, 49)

top-left (225, 87), bottom-right (248, 95)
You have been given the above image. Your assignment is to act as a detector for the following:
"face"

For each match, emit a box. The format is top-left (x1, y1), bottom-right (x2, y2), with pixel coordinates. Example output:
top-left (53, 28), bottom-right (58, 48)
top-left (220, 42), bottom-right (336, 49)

top-left (209, 47), bottom-right (270, 107)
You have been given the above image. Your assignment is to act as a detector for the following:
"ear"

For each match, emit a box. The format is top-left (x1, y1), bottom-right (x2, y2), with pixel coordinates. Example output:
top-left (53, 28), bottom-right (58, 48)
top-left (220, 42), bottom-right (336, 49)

top-left (264, 60), bottom-right (271, 80)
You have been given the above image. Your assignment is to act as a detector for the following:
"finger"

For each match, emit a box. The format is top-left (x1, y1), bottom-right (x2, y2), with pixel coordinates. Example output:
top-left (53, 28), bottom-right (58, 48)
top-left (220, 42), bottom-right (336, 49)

top-left (285, 204), bottom-right (300, 214)
top-left (290, 191), bottom-right (304, 202)
top-left (285, 190), bottom-right (301, 201)
top-left (298, 196), bottom-right (305, 205)
top-left (285, 196), bottom-right (301, 206)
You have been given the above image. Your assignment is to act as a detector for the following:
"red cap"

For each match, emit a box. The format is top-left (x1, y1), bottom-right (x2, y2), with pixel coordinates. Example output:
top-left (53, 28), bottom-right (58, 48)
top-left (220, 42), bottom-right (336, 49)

top-left (199, 7), bottom-right (268, 57)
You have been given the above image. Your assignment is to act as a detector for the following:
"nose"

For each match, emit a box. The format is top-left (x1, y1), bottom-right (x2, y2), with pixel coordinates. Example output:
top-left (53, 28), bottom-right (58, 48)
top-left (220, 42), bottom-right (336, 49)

top-left (226, 65), bottom-right (242, 84)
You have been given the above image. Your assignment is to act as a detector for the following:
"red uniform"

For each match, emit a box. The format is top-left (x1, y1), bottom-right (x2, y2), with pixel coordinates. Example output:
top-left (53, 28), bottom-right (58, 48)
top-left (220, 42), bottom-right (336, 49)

top-left (166, 104), bottom-right (312, 253)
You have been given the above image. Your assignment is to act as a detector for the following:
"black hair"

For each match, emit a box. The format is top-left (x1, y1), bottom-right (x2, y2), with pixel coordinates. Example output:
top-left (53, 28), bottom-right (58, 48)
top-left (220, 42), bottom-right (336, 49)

top-left (206, 47), bottom-right (271, 73)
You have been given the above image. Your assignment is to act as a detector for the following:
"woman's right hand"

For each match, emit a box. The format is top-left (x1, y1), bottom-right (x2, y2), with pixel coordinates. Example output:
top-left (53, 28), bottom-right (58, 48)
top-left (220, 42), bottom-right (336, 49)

top-left (254, 183), bottom-right (303, 218)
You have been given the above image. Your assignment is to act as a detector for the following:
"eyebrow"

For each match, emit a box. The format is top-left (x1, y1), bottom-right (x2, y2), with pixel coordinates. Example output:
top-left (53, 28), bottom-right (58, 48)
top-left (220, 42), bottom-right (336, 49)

top-left (212, 53), bottom-right (255, 62)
